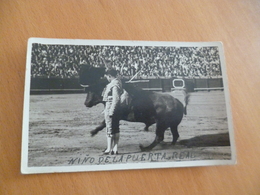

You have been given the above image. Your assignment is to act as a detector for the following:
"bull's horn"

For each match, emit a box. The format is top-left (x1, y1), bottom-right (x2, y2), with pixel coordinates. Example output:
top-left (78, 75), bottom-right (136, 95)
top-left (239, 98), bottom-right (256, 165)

top-left (80, 84), bottom-right (89, 87)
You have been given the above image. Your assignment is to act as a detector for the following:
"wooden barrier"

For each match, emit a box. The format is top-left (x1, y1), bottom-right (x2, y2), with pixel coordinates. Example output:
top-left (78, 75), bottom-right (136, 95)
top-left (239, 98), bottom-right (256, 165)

top-left (30, 77), bottom-right (224, 93)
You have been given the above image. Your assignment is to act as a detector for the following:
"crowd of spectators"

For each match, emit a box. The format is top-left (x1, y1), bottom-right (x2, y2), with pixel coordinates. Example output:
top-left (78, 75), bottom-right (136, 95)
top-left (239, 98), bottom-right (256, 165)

top-left (31, 43), bottom-right (222, 78)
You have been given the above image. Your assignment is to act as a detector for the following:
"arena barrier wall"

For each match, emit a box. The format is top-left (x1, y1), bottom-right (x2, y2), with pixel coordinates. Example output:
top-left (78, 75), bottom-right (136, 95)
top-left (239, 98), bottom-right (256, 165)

top-left (133, 78), bottom-right (223, 92)
top-left (30, 77), bottom-right (223, 94)
top-left (30, 77), bottom-right (84, 94)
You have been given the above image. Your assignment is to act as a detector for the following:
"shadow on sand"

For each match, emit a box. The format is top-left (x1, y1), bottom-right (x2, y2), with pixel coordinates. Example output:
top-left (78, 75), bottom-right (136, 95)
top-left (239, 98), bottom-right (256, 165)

top-left (132, 133), bottom-right (230, 154)
top-left (178, 132), bottom-right (230, 147)
top-left (121, 133), bottom-right (231, 155)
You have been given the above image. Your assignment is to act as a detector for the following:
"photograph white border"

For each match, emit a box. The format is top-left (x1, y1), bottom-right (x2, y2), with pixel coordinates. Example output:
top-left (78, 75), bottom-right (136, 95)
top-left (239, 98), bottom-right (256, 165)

top-left (21, 38), bottom-right (236, 174)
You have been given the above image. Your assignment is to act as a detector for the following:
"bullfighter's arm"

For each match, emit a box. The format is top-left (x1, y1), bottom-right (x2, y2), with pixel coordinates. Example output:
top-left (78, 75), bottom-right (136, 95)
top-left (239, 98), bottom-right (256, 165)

top-left (109, 86), bottom-right (121, 116)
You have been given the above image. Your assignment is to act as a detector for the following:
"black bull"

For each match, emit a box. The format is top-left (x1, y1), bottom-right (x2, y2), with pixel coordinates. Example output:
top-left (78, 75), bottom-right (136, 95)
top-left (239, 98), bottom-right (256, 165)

top-left (80, 65), bottom-right (190, 151)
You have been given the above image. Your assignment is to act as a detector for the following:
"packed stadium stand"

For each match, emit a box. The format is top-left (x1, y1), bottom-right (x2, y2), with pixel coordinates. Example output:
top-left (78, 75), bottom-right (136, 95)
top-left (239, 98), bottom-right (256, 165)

top-left (31, 44), bottom-right (222, 79)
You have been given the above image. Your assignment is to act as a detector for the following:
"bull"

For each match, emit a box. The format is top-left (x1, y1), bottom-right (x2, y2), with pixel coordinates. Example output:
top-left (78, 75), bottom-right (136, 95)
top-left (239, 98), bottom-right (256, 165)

top-left (80, 65), bottom-right (189, 151)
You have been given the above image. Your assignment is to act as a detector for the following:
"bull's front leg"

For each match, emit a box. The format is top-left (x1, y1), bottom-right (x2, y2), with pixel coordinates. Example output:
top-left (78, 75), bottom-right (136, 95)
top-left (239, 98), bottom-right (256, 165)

top-left (90, 119), bottom-right (106, 136)
top-left (139, 135), bottom-right (163, 151)
top-left (144, 118), bottom-right (156, 131)
top-left (139, 121), bottom-right (165, 151)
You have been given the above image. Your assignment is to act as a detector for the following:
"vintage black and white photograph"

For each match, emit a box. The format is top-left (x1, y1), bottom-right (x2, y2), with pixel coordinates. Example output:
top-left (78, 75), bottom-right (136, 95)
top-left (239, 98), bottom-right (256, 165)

top-left (21, 38), bottom-right (236, 174)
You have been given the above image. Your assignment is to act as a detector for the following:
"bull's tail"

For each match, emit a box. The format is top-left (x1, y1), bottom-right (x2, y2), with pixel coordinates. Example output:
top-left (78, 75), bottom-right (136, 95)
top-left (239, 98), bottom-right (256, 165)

top-left (183, 90), bottom-right (190, 115)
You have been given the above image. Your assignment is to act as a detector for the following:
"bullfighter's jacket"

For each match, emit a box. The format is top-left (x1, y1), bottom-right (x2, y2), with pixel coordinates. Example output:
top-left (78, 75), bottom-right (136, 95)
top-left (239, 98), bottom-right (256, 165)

top-left (102, 78), bottom-right (123, 116)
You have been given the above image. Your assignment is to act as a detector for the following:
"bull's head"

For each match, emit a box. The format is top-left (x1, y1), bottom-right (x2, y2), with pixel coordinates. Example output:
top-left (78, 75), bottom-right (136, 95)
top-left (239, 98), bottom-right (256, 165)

top-left (79, 64), bottom-right (107, 107)
top-left (79, 64), bottom-right (105, 86)
top-left (84, 82), bottom-right (107, 107)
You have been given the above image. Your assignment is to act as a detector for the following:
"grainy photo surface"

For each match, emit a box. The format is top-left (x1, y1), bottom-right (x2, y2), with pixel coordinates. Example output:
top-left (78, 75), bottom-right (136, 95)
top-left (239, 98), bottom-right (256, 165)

top-left (21, 38), bottom-right (236, 174)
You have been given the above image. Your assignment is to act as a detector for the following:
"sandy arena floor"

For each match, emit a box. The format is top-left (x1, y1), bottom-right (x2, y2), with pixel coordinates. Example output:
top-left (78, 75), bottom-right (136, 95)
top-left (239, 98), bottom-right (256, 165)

top-left (27, 91), bottom-right (232, 167)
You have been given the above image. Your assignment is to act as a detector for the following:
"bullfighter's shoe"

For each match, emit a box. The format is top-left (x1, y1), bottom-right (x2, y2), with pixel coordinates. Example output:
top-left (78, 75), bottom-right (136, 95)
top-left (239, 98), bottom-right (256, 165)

top-left (111, 133), bottom-right (120, 155)
top-left (103, 134), bottom-right (113, 155)
top-left (111, 151), bottom-right (118, 155)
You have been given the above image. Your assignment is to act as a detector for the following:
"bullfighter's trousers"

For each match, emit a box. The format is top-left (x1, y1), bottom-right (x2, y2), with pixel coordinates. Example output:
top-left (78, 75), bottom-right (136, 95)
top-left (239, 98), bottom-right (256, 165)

top-left (104, 101), bottom-right (120, 135)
